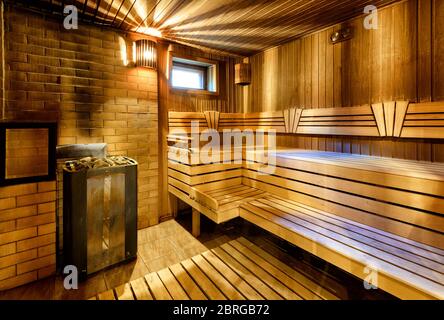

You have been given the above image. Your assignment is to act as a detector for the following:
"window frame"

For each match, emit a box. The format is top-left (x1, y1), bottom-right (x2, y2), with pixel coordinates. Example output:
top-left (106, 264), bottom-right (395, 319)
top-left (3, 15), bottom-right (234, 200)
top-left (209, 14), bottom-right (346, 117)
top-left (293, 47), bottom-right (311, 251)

top-left (169, 54), bottom-right (219, 96)
top-left (171, 62), bottom-right (207, 91)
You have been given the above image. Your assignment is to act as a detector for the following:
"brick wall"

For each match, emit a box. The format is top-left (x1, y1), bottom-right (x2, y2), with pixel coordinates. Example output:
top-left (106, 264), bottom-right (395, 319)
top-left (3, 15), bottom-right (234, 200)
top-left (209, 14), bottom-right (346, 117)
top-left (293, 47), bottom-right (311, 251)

top-left (0, 6), bottom-right (160, 290)
top-left (4, 7), bottom-right (159, 229)
top-left (0, 181), bottom-right (56, 291)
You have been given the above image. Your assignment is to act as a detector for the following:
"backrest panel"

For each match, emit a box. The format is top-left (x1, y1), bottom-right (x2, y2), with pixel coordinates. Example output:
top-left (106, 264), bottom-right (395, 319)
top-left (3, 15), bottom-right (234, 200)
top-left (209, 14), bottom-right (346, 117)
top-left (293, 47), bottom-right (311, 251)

top-left (243, 152), bottom-right (444, 249)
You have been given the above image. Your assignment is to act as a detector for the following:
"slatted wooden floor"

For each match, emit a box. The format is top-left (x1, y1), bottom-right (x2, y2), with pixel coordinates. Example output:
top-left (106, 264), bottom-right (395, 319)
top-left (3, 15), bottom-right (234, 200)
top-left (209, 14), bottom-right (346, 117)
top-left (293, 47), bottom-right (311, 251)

top-left (91, 238), bottom-right (340, 300)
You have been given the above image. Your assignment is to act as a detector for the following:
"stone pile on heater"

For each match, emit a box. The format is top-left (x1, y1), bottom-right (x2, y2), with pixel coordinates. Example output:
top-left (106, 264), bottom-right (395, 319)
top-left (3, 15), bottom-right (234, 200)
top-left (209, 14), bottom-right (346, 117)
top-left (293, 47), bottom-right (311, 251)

top-left (64, 156), bottom-right (135, 172)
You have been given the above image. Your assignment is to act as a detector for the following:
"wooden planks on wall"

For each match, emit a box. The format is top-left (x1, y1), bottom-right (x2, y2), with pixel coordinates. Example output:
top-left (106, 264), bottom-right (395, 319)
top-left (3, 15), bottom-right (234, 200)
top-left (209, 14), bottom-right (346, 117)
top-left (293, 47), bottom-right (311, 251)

top-left (168, 44), bottom-right (243, 114)
top-left (244, 0), bottom-right (420, 111)
top-left (168, 101), bottom-right (444, 140)
top-left (241, 0), bottom-right (444, 162)
top-left (434, 0), bottom-right (444, 101)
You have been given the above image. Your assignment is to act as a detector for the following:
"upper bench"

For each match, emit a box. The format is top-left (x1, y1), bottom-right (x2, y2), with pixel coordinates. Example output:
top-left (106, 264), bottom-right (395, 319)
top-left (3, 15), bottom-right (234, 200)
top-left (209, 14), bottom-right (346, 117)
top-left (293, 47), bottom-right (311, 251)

top-left (168, 101), bottom-right (444, 139)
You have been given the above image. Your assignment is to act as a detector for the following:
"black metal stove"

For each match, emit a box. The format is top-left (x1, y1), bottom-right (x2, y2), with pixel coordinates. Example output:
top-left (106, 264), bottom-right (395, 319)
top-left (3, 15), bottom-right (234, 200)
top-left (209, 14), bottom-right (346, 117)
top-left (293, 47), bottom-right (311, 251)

top-left (63, 156), bottom-right (138, 280)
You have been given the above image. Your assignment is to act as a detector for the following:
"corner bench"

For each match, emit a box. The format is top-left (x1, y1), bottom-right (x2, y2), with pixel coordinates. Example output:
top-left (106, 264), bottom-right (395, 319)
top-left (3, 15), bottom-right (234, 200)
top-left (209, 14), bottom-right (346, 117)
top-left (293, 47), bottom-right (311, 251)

top-left (166, 107), bottom-right (444, 300)
top-left (168, 146), bottom-right (444, 299)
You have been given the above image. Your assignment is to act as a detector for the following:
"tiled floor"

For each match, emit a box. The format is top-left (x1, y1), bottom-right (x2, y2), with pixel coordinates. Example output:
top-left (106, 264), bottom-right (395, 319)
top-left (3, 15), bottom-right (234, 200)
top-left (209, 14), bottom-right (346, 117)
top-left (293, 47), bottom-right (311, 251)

top-left (0, 214), bottom-right (241, 300)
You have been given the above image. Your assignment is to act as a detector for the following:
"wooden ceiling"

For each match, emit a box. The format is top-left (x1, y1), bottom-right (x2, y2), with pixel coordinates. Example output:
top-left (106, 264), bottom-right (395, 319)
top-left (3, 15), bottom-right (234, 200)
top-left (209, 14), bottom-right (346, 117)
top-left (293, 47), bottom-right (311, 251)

top-left (10, 0), bottom-right (401, 56)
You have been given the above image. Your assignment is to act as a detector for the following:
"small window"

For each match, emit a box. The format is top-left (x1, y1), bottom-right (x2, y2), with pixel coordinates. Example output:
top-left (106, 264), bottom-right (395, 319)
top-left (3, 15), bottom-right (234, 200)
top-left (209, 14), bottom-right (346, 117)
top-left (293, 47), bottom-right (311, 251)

top-left (172, 65), bottom-right (205, 90)
top-left (171, 56), bottom-right (218, 94)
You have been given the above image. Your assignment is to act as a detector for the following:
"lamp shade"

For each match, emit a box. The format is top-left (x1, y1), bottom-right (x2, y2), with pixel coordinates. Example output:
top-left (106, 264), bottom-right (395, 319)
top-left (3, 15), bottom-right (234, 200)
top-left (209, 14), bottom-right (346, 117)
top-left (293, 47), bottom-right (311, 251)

top-left (235, 63), bottom-right (251, 86)
top-left (135, 39), bottom-right (157, 69)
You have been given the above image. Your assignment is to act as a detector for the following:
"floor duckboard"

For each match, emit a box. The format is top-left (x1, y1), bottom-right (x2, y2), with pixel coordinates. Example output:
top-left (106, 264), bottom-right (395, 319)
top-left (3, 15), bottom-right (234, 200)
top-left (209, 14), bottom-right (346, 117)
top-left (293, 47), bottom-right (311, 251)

top-left (94, 237), bottom-right (340, 300)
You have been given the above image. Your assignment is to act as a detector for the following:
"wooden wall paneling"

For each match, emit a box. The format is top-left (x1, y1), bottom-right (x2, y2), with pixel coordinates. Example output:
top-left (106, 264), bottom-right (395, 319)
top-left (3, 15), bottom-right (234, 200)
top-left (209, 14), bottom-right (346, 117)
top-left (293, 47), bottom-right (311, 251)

top-left (418, 0), bottom-right (433, 101)
top-left (325, 27), bottom-right (335, 109)
top-left (312, 33), bottom-right (319, 109)
top-left (433, 142), bottom-right (444, 162)
top-left (407, 0), bottom-right (419, 100)
top-left (296, 39), bottom-right (304, 109)
top-left (158, 41), bottom-right (171, 222)
top-left (304, 36), bottom-right (312, 108)
top-left (242, 0), bottom-right (444, 162)
top-left (341, 24), bottom-right (352, 108)
top-left (318, 30), bottom-right (326, 109)
top-left (167, 44), bottom-right (240, 114)
top-left (417, 141), bottom-right (433, 161)
top-left (333, 25), bottom-right (343, 108)
top-left (434, 0), bottom-right (444, 100)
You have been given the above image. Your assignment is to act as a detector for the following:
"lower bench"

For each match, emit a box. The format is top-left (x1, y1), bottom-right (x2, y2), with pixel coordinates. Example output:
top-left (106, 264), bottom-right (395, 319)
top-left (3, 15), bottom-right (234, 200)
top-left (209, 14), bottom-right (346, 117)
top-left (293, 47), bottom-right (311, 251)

top-left (240, 194), bottom-right (444, 300)
top-left (168, 148), bottom-right (444, 299)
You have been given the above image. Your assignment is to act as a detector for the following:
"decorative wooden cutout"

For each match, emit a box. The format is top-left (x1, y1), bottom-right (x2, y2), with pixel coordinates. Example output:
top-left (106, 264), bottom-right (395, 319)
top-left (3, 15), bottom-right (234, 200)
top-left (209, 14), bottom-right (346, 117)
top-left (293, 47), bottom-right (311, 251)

top-left (373, 101), bottom-right (409, 137)
top-left (283, 108), bottom-right (303, 133)
top-left (394, 101), bottom-right (409, 138)
top-left (169, 101), bottom-right (444, 139)
top-left (384, 101), bottom-right (396, 137)
top-left (371, 103), bottom-right (386, 137)
top-left (204, 111), bottom-right (220, 131)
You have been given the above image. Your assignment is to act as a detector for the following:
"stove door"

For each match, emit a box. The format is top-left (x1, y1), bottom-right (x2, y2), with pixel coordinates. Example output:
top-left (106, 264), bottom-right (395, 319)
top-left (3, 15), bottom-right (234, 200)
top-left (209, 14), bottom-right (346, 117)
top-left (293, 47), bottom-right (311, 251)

top-left (86, 172), bottom-right (126, 274)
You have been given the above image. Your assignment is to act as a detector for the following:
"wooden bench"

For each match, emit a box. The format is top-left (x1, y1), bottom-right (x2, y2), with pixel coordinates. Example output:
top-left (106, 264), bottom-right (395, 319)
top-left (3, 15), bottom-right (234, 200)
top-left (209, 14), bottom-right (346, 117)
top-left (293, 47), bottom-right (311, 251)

top-left (167, 140), bottom-right (265, 235)
top-left (166, 106), bottom-right (444, 299)
top-left (239, 149), bottom-right (444, 299)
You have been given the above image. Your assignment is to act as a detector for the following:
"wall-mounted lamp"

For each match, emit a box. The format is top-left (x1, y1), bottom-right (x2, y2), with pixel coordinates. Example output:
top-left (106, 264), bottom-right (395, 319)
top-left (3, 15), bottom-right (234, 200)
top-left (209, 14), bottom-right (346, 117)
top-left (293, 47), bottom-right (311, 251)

top-left (329, 27), bottom-right (353, 44)
top-left (135, 39), bottom-right (157, 69)
top-left (235, 63), bottom-right (251, 86)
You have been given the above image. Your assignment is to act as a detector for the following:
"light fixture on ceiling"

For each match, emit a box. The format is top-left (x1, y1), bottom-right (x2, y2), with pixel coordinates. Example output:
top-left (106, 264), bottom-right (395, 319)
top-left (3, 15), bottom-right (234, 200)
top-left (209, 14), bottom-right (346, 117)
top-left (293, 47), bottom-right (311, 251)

top-left (137, 27), bottom-right (162, 38)
top-left (329, 27), bottom-right (353, 44)
top-left (135, 39), bottom-right (157, 69)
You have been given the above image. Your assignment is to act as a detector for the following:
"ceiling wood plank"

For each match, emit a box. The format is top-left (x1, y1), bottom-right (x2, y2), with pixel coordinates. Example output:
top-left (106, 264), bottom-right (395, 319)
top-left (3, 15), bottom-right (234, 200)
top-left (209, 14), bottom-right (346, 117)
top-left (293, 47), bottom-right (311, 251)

top-left (7, 0), bottom-right (402, 56)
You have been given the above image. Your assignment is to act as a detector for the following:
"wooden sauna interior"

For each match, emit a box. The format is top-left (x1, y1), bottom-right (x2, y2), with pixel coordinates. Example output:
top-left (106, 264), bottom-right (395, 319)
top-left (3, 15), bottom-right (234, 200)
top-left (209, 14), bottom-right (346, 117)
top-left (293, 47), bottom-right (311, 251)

top-left (0, 0), bottom-right (443, 301)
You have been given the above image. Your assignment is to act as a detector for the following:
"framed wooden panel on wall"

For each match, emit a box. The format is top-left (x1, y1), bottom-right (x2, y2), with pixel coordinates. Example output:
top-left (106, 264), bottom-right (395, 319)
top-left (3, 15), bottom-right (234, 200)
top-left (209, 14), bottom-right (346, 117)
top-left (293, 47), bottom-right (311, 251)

top-left (0, 121), bottom-right (57, 186)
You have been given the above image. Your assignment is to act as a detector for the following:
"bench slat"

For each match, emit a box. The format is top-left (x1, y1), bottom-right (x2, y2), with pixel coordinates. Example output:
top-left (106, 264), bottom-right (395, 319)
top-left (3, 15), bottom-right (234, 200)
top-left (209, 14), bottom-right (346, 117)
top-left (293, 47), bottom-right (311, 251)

top-left (243, 169), bottom-right (444, 234)
top-left (255, 197), bottom-right (444, 273)
top-left (246, 200), bottom-right (444, 285)
top-left (243, 177), bottom-right (444, 251)
top-left (245, 161), bottom-right (444, 217)
top-left (240, 202), bottom-right (444, 300)
top-left (262, 196), bottom-right (444, 264)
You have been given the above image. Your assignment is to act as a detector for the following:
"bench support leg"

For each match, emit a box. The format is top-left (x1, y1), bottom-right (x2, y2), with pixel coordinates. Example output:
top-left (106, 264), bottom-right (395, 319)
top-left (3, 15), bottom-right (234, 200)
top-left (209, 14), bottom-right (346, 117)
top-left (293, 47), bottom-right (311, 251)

top-left (168, 193), bottom-right (179, 218)
top-left (192, 208), bottom-right (201, 238)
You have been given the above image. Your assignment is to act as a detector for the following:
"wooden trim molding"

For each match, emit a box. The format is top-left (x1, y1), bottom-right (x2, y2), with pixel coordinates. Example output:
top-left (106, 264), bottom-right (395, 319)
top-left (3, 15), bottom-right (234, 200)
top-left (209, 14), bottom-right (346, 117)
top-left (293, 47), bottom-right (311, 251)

top-left (168, 101), bottom-right (444, 139)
